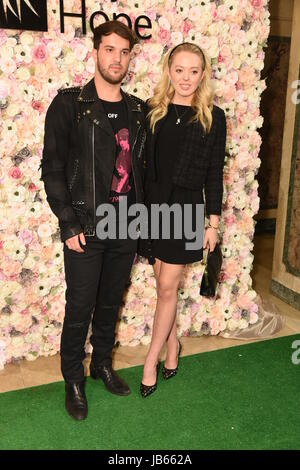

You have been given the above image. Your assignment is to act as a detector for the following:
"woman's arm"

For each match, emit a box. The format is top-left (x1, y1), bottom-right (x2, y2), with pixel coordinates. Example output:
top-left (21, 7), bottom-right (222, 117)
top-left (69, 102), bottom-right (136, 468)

top-left (204, 107), bottom-right (227, 218)
top-left (208, 214), bottom-right (220, 229)
top-left (203, 108), bottom-right (227, 250)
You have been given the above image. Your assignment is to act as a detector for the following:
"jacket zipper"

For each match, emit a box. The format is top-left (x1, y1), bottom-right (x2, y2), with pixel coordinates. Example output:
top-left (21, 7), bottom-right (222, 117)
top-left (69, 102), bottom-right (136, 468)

top-left (92, 124), bottom-right (96, 234)
top-left (131, 123), bottom-right (141, 201)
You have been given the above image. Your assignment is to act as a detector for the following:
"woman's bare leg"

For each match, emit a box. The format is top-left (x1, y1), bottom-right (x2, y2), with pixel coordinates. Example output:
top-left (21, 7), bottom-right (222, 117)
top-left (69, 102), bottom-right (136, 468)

top-left (152, 259), bottom-right (182, 369)
top-left (142, 259), bottom-right (185, 385)
top-left (152, 258), bottom-right (162, 281)
top-left (164, 313), bottom-right (180, 369)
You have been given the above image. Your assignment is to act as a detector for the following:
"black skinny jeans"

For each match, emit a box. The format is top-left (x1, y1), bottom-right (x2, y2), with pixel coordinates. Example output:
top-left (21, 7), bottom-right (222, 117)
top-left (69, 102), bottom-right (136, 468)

top-left (61, 236), bottom-right (137, 383)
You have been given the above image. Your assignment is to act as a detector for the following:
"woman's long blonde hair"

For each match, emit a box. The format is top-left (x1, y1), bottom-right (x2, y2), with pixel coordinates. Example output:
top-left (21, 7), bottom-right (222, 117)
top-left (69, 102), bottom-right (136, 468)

top-left (148, 43), bottom-right (214, 134)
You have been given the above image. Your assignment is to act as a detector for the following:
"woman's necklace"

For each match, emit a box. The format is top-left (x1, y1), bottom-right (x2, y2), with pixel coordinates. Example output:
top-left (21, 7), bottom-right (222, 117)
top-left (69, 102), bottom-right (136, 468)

top-left (173, 103), bottom-right (190, 125)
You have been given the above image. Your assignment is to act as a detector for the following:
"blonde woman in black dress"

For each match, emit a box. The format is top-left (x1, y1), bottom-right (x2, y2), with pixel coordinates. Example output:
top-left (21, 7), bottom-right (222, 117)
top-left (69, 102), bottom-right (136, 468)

top-left (138, 43), bottom-right (227, 397)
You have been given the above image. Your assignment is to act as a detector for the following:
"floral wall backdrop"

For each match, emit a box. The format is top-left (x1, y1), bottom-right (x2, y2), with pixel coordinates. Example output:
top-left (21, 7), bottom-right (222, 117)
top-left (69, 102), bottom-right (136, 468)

top-left (0, 0), bottom-right (270, 368)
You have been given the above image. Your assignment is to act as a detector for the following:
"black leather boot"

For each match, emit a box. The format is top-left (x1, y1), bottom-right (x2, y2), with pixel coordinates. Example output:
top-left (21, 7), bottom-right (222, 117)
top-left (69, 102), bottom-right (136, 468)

top-left (90, 362), bottom-right (131, 396)
top-left (65, 381), bottom-right (88, 421)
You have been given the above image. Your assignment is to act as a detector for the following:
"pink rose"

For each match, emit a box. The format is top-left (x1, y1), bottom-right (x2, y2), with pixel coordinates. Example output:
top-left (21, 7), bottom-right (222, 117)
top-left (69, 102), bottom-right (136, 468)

top-left (224, 214), bottom-right (236, 226)
top-left (18, 229), bottom-right (33, 245)
top-left (32, 100), bottom-right (44, 112)
top-left (116, 325), bottom-right (136, 342)
top-left (2, 259), bottom-right (22, 277)
top-left (41, 305), bottom-right (48, 315)
top-left (249, 131), bottom-right (262, 146)
top-left (226, 194), bottom-right (236, 208)
top-left (217, 5), bottom-right (228, 20)
top-left (0, 81), bottom-right (7, 100)
top-left (225, 259), bottom-right (240, 277)
top-left (223, 84), bottom-right (236, 101)
top-left (158, 28), bottom-right (171, 44)
top-left (219, 271), bottom-right (228, 282)
top-left (32, 43), bottom-right (48, 63)
top-left (250, 302), bottom-right (259, 313)
top-left (191, 303), bottom-right (201, 315)
top-left (73, 74), bottom-right (84, 85)
top-left (211, 5), bottom-right (217, 20)
top-left (182, 20), bottom-right (193, 34)
top-left (251, 0), bottom-right (263, 8)
top-left (28, 182), bottom-right (37, 192)
top-left (236, 101), bottom-right (248, 116)
top-left (232, 311), bottom-right (241, 321)
top-left (250, 312), bottom-right (258, 324)
top-left (237, 294), bottom-right (252, 310)
top-left (0, 30), bottom-right (7, 46)
top-left (8, 167), bottom-right (22, 179)
top-left (239, 66), bottom-right (256, 89)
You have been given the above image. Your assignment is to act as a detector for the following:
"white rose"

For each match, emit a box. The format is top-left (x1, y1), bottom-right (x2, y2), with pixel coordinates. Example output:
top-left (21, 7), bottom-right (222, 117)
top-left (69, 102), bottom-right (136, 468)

top-left (228, 319), bottom-right (239, 331)
top-left (140, 335), bottom-right (151, 345)
top-left (74, 61), bottom-right (85, 73)
top-left (20, 33), bottom-right (34, 46)
top-left (6, 103), bottom-right (19, 117)
top-left (171, 32), bottom-right (183, 45)
top-left (188, 6), bottom-right (202, 22)
top-left (6, 36), bottom-right (17, 47)
top-left (11, 337), bottom-right (24, 348)
top-left (158, 17), bottom-right (170, 30)
top-left (25, 353), bottom-right (38, 361)
top-left (1, 58), bottom-right (16, 74)
top-left (235, 191), bottom-right (247, 209)
top-left (16, 67), bottom-right (31, 82)
top-left (247, 290), bottom-right (257, 301)
top-left (238, 319), bottom-right (249, 329)
top-left (65, 51), bottom-right (76, 65)
top-left (233, 56), bottom-right (242, 69)
top-left (23, 255), bottom-right (36, 270)
top-left (47, 42), bottom-right (62, 58)
top-left (85, 56), bottom-right (95, 74)
top-left (38, 223), bottom-right (52, 239)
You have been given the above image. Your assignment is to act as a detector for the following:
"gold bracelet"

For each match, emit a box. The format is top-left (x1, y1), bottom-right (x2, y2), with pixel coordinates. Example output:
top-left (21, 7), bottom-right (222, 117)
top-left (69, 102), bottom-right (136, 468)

top-left (206, 222), bottom-right (219, 230)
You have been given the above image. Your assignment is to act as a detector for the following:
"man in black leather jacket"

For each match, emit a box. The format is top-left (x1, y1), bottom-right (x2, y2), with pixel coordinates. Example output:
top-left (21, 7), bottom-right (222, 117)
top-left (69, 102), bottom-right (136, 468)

top-left (41, 21), bottom-right (146, 420)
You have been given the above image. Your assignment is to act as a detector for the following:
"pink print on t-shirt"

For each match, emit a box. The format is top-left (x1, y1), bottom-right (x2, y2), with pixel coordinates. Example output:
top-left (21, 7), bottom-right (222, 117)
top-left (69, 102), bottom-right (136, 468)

top-left (111, 128), bottom-right (132, 195)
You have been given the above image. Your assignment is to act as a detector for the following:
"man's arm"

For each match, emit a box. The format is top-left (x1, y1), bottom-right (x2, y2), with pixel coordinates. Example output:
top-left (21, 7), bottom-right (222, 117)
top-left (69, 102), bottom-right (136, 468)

top-left (40, 93), bottom-right (83, 242)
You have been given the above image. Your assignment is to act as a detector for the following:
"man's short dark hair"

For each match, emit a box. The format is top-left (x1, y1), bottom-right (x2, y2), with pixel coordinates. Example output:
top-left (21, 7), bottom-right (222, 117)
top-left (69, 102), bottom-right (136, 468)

top-left (93, 20), bottom-right (138, 51)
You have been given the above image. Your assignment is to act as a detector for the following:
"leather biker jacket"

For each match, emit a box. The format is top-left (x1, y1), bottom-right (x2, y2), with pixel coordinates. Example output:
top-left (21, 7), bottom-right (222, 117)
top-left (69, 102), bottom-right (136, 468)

top-left (40, 78), bottom-right (147, 242)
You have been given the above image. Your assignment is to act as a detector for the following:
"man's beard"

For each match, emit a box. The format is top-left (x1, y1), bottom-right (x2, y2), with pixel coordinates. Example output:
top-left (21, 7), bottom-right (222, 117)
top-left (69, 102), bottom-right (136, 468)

top-left (97, 57), bottom-right (128, 85)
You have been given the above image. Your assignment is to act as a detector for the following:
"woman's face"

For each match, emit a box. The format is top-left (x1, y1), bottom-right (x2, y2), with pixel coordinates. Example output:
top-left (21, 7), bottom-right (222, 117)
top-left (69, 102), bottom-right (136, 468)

top-left (168, 51), bottom-right (204, 104)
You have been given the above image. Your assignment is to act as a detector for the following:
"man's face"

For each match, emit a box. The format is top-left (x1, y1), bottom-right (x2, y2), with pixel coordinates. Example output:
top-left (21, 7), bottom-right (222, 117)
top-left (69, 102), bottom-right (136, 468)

top-left (93, 33), bottom-right (131, 85)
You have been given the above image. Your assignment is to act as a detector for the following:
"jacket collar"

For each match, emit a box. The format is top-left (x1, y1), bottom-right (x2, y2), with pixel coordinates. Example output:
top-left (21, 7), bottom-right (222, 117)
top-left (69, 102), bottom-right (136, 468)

top-left (77, 78), bottom-right (142, 112)
top-left (77, 78), bottom-right (98, 103)
top-left (77, 78), bottom-right (142, 146)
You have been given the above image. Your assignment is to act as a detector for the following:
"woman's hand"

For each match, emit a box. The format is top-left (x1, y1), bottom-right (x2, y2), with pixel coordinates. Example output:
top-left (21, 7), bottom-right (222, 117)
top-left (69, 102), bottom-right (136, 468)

top-left (203, 227), bottom-right (218, 252)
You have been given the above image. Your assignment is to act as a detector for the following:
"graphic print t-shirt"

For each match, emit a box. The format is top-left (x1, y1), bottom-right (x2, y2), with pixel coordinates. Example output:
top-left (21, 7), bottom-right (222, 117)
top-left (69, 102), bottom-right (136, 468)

top-left (100, 99), bottom-right (136, 208)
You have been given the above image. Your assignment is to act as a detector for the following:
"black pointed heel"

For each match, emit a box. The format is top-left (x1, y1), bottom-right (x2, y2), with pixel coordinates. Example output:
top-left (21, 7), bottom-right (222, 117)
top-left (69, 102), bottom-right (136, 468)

top-left (162, 340), bottom-right (182, 380)
top-left (140, 362), bottom-right (160, 398)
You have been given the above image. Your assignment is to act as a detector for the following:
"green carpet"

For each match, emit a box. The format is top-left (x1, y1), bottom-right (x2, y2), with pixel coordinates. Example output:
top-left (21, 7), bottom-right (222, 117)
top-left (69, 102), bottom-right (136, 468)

top-left (0, 334), bottom-right (300, 450)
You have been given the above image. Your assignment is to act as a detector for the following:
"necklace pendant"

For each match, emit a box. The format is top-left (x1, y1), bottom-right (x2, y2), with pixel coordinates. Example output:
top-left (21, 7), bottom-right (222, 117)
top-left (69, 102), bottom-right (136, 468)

top-left (176, 118), bottom-right (180, 125)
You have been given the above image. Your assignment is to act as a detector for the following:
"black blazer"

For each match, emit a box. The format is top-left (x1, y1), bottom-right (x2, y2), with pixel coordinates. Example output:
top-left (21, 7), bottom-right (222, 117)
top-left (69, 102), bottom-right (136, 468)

top-left (145, 104), bottom-right (227, 216)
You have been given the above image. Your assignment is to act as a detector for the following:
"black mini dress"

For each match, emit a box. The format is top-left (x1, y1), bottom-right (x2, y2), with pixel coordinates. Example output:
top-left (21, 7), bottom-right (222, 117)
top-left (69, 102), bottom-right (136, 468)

top-left (140, 104), bottom-right (204, 265)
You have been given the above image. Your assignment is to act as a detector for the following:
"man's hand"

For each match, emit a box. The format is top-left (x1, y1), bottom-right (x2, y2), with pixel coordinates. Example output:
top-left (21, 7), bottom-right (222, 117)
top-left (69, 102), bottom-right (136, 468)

top-left (65, 232), bottom-right (86, 252)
